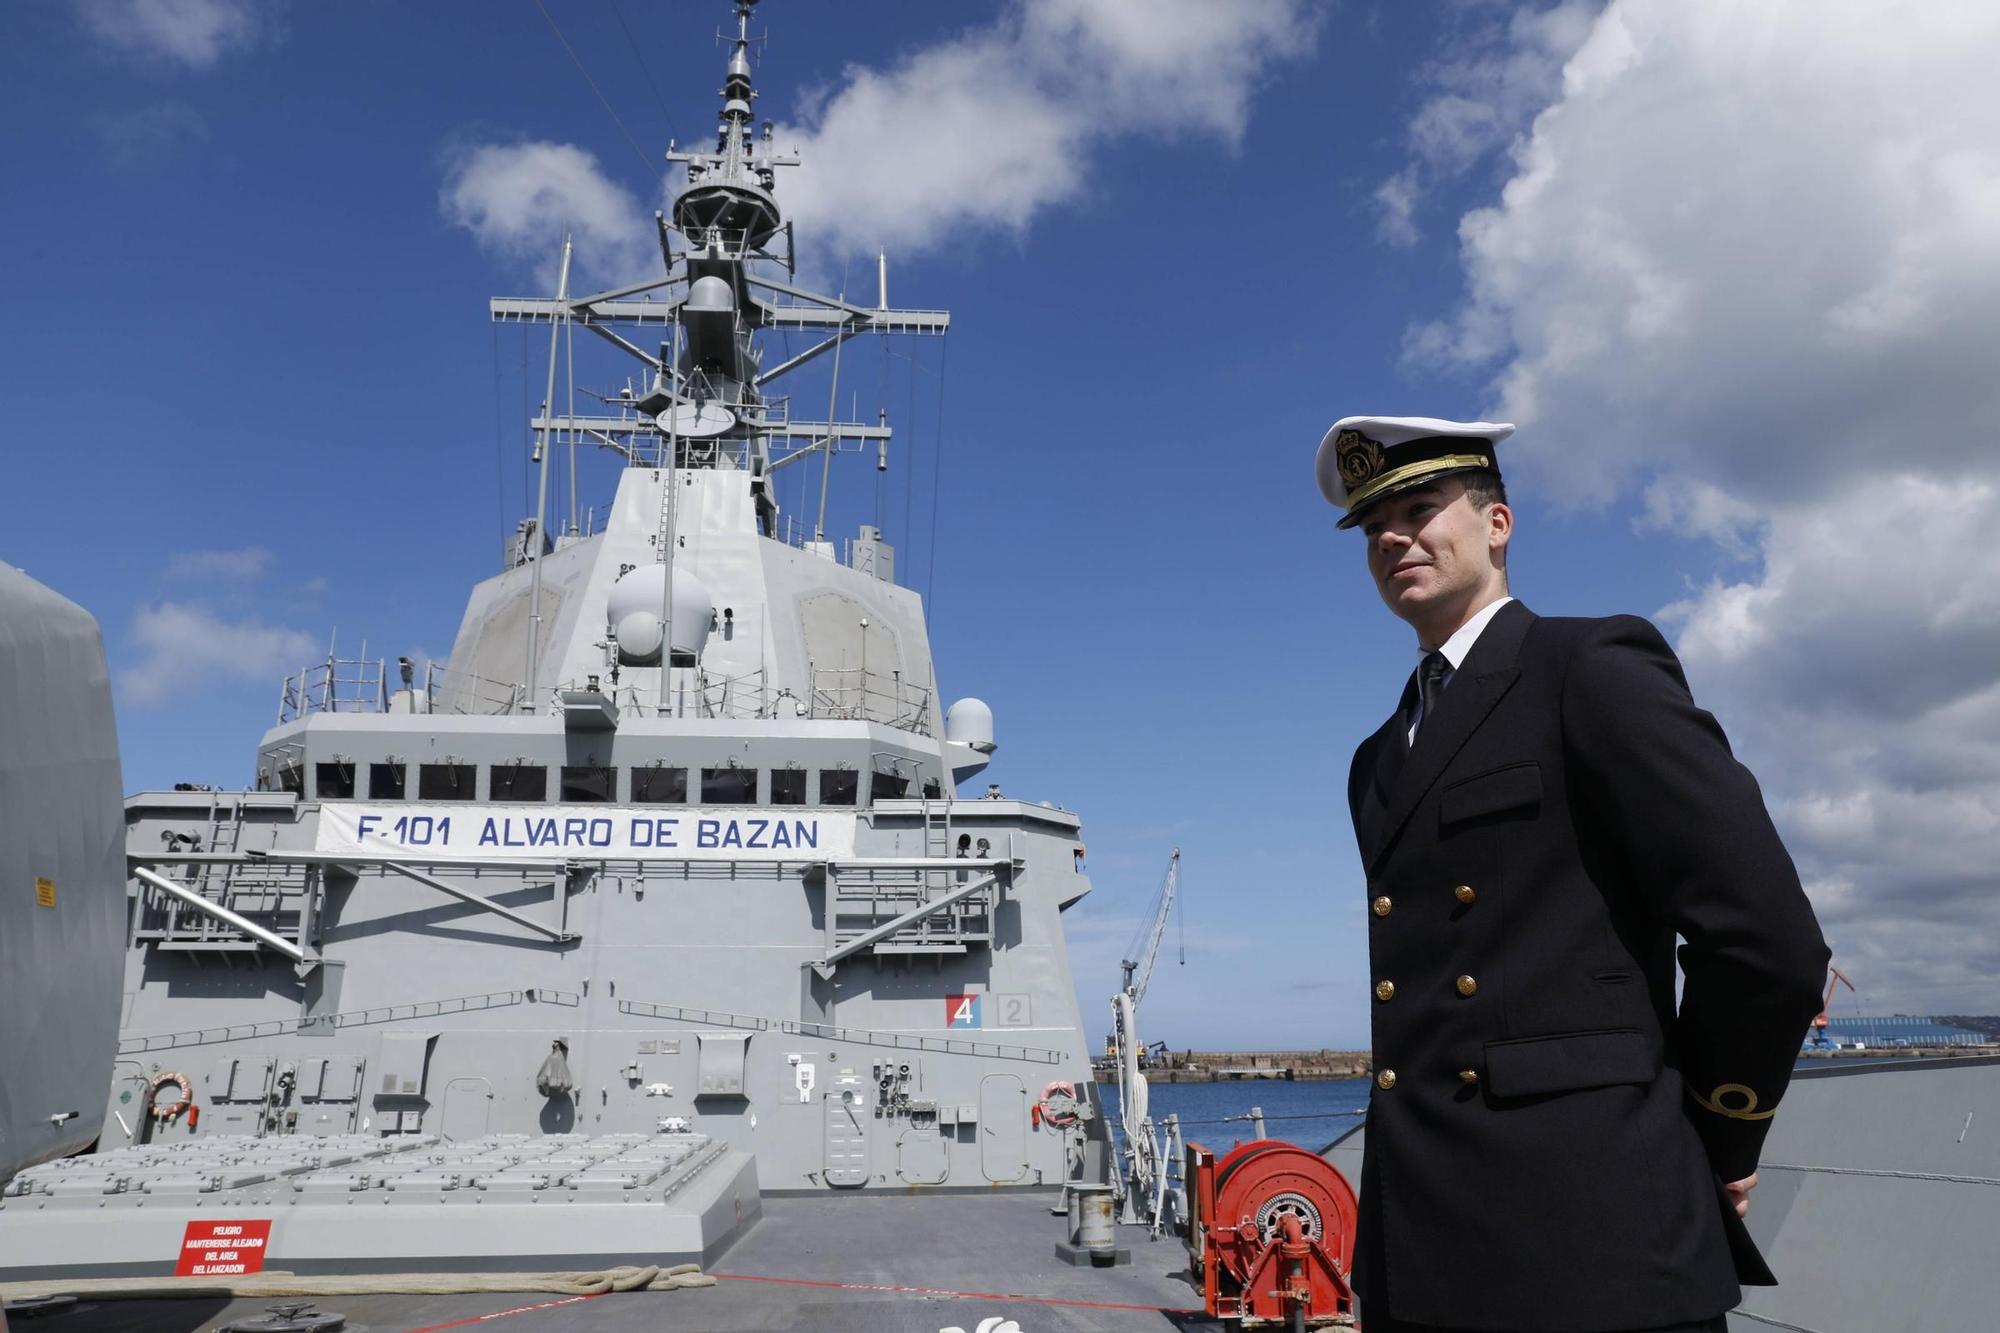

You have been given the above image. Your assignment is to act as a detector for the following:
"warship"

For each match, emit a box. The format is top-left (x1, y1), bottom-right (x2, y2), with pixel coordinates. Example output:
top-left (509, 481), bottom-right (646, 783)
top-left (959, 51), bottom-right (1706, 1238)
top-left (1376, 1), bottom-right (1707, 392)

top-left (4, 5), bottom-right (1998, 1332)
top-left (0, 0), bottom-right (1159, 1312)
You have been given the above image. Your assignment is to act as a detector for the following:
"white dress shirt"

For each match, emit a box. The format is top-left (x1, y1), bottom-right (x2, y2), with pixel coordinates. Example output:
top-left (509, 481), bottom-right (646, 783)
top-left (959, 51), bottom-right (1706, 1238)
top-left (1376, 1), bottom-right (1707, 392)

top-left (1408, 595), bottom-right (1514, 744)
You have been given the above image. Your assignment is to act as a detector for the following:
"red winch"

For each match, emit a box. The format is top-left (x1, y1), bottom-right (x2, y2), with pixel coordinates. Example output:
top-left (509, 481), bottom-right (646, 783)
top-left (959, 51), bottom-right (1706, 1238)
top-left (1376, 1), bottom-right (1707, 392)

top-left (1187, 1139), bottom-right (1360, 1330)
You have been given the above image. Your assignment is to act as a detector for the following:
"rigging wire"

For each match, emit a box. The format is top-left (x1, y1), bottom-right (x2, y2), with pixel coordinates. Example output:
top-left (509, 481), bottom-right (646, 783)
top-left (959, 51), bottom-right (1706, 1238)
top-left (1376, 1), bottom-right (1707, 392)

top-left (1177, 848), bottom-right (1187, 968)
top-left (565, 303), bottom-right (578, 535)
top-left (531, 0), bottom-right (658, 179)
top-left (904, 346), bottom-right (918, 552)
top-left (924, 336), bottom-right (950, 610)
top-left (874, 330), bottom-right (890, 532)
top-left (493, 323), bottom-right (509, 535)
top-left (607, 0), bottom-right (677, 145)
top-left (1123, 853), bottom-right (1179, 973)
top-left (521, 327), bottom-right (533, 526)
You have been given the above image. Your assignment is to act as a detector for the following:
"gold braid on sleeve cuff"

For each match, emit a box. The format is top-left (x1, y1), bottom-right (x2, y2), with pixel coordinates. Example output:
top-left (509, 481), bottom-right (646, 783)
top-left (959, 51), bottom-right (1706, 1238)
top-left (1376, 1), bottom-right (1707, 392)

top-left (1689, 1082), bottom-right (1779, 1121)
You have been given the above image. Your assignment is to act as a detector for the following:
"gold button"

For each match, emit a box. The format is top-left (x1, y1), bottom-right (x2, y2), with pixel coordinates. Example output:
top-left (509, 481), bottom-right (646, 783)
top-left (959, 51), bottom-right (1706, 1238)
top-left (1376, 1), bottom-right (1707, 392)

top-left (1459, 1068), bottom-right (1480, 1084)
top-left (1374, 980), bottom-right (1396, 1002)
top-left (1376, 1069), bottom-right (1397, 1090)
top-left (1372, 895), bottom-right (1392, 917)
top-left (1454, 884), bottom-right (1476, 904)
top-left (1455, 974), bottom-right (1478, 997)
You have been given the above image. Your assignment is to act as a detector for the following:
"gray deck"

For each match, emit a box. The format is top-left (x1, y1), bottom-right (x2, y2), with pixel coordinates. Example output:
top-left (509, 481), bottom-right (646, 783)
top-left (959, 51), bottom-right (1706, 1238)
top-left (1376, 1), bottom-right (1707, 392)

top-left (1322, 1055), bottom-right (2000, 1333)
top-left (15, 1192), bottom-right (1212, 1332)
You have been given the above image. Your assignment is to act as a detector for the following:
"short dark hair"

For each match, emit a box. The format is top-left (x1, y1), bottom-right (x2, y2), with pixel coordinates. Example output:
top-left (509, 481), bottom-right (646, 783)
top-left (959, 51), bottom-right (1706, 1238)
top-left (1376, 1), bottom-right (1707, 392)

top-left (1459, 469), bottom-right (1507, 510)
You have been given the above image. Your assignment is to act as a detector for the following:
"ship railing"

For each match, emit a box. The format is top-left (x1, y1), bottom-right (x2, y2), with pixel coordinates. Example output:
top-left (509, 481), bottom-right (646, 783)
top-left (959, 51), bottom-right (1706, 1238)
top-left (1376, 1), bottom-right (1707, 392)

top-left (661, 435), bottom-right (755, 471)
top-left (559, 666), bottom-right (931, 736)
top-left (277, 657), bottom-right (387, 721)
top-left (556, 668), bottom-right (780, 722)
top-left (277, 658), bottom-right (525, 722)
top-left (810, 666), bottom-right (934, 735)
top-left (693, 666), bottom-right (774, 721)
top-left (421, 663), bottom-right (527, 715)
top-left (770, 512), bottom-right (885, 561)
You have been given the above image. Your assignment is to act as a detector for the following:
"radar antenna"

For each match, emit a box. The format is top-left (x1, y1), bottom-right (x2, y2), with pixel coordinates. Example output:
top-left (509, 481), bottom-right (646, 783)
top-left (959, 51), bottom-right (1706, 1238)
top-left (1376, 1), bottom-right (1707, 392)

top-left (489, 1), bottom-right (952, 709)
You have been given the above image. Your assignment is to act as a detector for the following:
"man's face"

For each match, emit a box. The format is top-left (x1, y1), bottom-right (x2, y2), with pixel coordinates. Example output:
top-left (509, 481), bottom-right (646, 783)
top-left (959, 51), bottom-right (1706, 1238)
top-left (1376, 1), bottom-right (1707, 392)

top-left (1358, 477), bottom-right (1511, 631)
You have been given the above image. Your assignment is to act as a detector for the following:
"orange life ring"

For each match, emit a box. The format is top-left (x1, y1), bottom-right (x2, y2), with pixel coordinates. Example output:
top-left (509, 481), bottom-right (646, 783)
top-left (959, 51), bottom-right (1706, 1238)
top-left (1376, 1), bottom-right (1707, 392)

top-left (1037, 1080), bottom-right (1080, 1129)
top-left (148, 1071), bottom-right (193, 1120)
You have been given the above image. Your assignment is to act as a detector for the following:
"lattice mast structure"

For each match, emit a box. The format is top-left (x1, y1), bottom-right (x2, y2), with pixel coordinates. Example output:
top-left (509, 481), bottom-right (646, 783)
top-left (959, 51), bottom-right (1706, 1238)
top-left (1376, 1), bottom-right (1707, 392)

top-left (493, 0), bottom-right (951, 709)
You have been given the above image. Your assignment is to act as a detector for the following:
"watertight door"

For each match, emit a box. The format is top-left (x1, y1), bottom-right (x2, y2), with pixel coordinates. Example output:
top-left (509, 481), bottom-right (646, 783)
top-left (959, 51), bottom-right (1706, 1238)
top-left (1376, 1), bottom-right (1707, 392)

top-left (897, 1126), bottom-right (949, 1184)
top-left (979, 1074), bottom-right (1028, 1182)
top-left (823, 1084), bottom-right (870, 1187)
top-left (439, 1077), bottom-right (494, 1141)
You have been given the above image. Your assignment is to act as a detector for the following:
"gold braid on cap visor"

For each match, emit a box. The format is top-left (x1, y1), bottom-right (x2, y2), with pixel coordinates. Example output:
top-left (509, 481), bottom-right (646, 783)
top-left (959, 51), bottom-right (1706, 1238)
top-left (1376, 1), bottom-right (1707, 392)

top-left (1342, 452), bottom-right (1495, 517)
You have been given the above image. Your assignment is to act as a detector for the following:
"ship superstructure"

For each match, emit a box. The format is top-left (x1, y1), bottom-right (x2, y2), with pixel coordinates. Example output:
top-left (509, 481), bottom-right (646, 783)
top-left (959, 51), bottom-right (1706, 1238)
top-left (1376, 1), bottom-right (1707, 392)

top-left (91, 0), bottom-right (1103, 1204)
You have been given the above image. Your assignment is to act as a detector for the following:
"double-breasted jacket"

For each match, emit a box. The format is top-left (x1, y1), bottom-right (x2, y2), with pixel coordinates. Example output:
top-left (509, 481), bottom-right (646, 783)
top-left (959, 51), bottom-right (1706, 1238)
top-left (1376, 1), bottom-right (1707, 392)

top-left (1346, 600), bottom-right (1829, 1331)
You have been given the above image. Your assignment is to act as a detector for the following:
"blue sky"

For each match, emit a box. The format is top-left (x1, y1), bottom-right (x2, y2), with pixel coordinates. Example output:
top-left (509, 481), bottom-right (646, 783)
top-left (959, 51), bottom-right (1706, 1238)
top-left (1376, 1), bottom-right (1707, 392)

top-left (5, 1), bottom-right (1997, 1046)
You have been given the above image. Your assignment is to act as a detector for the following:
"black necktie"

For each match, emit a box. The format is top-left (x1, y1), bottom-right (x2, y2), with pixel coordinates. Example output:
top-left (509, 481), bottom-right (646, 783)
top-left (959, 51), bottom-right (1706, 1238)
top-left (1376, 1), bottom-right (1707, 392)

top-left (1413, 650), bottom-right (1451, 743)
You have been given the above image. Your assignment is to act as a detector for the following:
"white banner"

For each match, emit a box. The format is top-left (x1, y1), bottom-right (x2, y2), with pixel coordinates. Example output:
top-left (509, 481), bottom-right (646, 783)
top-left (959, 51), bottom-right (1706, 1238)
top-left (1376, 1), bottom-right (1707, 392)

top-left (316, 803), bottom-right (856, 862)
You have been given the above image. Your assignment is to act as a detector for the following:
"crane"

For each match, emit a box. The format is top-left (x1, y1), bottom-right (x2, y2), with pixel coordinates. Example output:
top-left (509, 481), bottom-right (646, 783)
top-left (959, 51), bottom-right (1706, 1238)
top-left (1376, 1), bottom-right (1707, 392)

top-left (1110, 848), bottom-right (1183, 1235)
top-left (1120, 846), bottom-right (1182, 1006)
top-left (1808, 965), bottom-right (1857, 1049)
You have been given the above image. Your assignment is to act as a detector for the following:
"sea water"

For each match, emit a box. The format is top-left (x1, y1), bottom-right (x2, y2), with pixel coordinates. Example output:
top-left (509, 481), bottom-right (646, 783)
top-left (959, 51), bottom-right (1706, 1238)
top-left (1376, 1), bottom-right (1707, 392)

top-left (1102, 1077), bottom-right (1371, 1154)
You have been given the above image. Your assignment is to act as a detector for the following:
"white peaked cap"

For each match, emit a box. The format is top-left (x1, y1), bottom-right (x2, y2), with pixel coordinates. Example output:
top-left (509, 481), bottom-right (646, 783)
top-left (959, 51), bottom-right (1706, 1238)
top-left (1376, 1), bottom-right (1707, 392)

top-left (1315, 415), bottom-right (1514, 527)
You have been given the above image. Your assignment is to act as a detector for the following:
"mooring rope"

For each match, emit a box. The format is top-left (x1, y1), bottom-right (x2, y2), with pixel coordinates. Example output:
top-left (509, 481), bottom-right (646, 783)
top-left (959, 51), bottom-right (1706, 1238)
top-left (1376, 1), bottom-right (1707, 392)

top-left (0, 1263), bottom-right (713, 1303)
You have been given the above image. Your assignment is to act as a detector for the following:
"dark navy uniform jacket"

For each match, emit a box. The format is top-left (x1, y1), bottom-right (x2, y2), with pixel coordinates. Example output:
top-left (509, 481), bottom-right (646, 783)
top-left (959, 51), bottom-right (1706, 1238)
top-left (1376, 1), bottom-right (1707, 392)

top-left (1346, 600), bottom-right (1829, 1332)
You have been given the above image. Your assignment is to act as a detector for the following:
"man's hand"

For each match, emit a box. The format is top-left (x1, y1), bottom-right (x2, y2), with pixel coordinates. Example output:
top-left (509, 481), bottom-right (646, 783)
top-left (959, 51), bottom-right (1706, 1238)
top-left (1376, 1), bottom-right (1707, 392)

top-left (1724, 1173), bottom-right (1758, 1218)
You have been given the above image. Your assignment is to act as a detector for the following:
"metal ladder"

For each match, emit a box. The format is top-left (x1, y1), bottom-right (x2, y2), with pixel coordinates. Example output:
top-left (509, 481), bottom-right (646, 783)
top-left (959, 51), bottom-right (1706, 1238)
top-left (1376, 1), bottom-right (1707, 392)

top-left (821, 797), bottom-right (999, 961)
top-left (137, 798), bottom-right (314, 964)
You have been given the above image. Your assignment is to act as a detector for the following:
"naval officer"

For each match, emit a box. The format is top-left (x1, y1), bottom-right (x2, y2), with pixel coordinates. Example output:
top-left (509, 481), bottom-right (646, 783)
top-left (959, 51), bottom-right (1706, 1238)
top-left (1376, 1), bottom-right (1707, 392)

top-left (1320, 416), bottom-right (1830, 1332)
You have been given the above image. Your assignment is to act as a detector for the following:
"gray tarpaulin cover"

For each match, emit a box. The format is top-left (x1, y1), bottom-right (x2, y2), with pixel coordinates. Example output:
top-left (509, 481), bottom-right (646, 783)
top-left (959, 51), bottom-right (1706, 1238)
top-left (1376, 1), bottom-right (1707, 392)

top-left (0, 564), bottom-right (125, 1183)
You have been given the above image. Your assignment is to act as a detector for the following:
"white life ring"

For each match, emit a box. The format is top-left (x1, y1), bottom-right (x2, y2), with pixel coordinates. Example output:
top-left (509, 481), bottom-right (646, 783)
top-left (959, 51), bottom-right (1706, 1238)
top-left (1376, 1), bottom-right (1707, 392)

top-left (148, 1070), bottom-right (193, 1120)
top-left (1037, 1080), bottom-right (1080, 1129)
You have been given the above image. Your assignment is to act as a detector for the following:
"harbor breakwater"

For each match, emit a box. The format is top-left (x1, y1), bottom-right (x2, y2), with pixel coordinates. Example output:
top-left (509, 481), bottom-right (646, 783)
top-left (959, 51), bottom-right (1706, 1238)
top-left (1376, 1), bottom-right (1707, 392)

top-left (1095, 1049), bottom-right (1371, 1083)
top-left (1095, 1045), bottom-right (1995, 1084)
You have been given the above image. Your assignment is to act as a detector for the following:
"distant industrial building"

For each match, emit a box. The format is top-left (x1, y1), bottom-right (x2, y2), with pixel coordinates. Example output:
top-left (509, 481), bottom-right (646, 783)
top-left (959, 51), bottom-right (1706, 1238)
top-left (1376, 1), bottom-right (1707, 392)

top-left (1806, 1016), bottom-right (1992, 1049)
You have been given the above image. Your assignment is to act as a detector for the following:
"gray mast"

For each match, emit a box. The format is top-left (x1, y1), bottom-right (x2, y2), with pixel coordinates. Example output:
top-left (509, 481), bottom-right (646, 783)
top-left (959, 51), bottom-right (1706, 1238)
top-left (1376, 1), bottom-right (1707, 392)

top-left (490, 0), bottom-right (944, 562)
top-left (524, 235), bottom-right (573, 713)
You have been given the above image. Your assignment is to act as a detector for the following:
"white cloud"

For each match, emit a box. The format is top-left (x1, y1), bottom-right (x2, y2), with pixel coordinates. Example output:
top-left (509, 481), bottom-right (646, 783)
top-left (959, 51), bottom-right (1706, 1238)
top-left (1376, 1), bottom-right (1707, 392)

top-left (1418, 0), bottom-right (2000, 1013)
top-left (1659, 481), bottom-right (2000, 1009)
top-left (1415, 2), bottom-right (2000, 508)
top-left (76, 0), bottom-right (262, 69)
top-left (1635, 479), bottom-right (1761, 559)
top-left (121, 603), bottom-right (318, 708)
top-left (443, 1), bottom-right (1316, 284)
top-left (439, 141), bottom-right (657, 290)
top-left (164, 546), bottom-right (270, 580)
top-left (776, 0), bottom-right (1319, 263)
top-left (1371, 2), bottom-right (1601, 246)
top-left (1374, 166), bottom-right (1423, 247)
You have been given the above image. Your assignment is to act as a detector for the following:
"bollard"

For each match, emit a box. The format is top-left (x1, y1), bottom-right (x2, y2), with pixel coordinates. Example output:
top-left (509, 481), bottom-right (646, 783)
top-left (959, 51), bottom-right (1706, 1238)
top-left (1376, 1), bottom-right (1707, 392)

top-left (1054, 1182), bottom-right (1130, 1267)
top-left (1075, 1183), bottom-right (1117, 1257)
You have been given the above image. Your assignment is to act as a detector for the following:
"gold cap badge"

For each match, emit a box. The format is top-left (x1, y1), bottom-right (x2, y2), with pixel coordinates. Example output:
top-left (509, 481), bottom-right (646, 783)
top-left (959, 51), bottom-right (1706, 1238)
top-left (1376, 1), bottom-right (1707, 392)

top-left (1335, 430), bottom-right (1387, 489)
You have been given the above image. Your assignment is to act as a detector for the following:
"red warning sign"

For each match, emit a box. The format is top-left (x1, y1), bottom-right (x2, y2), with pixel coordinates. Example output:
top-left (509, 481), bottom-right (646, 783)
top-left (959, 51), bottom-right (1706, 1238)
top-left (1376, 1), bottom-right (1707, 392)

top-left (175, 1218), bottom-right (271, 1276)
